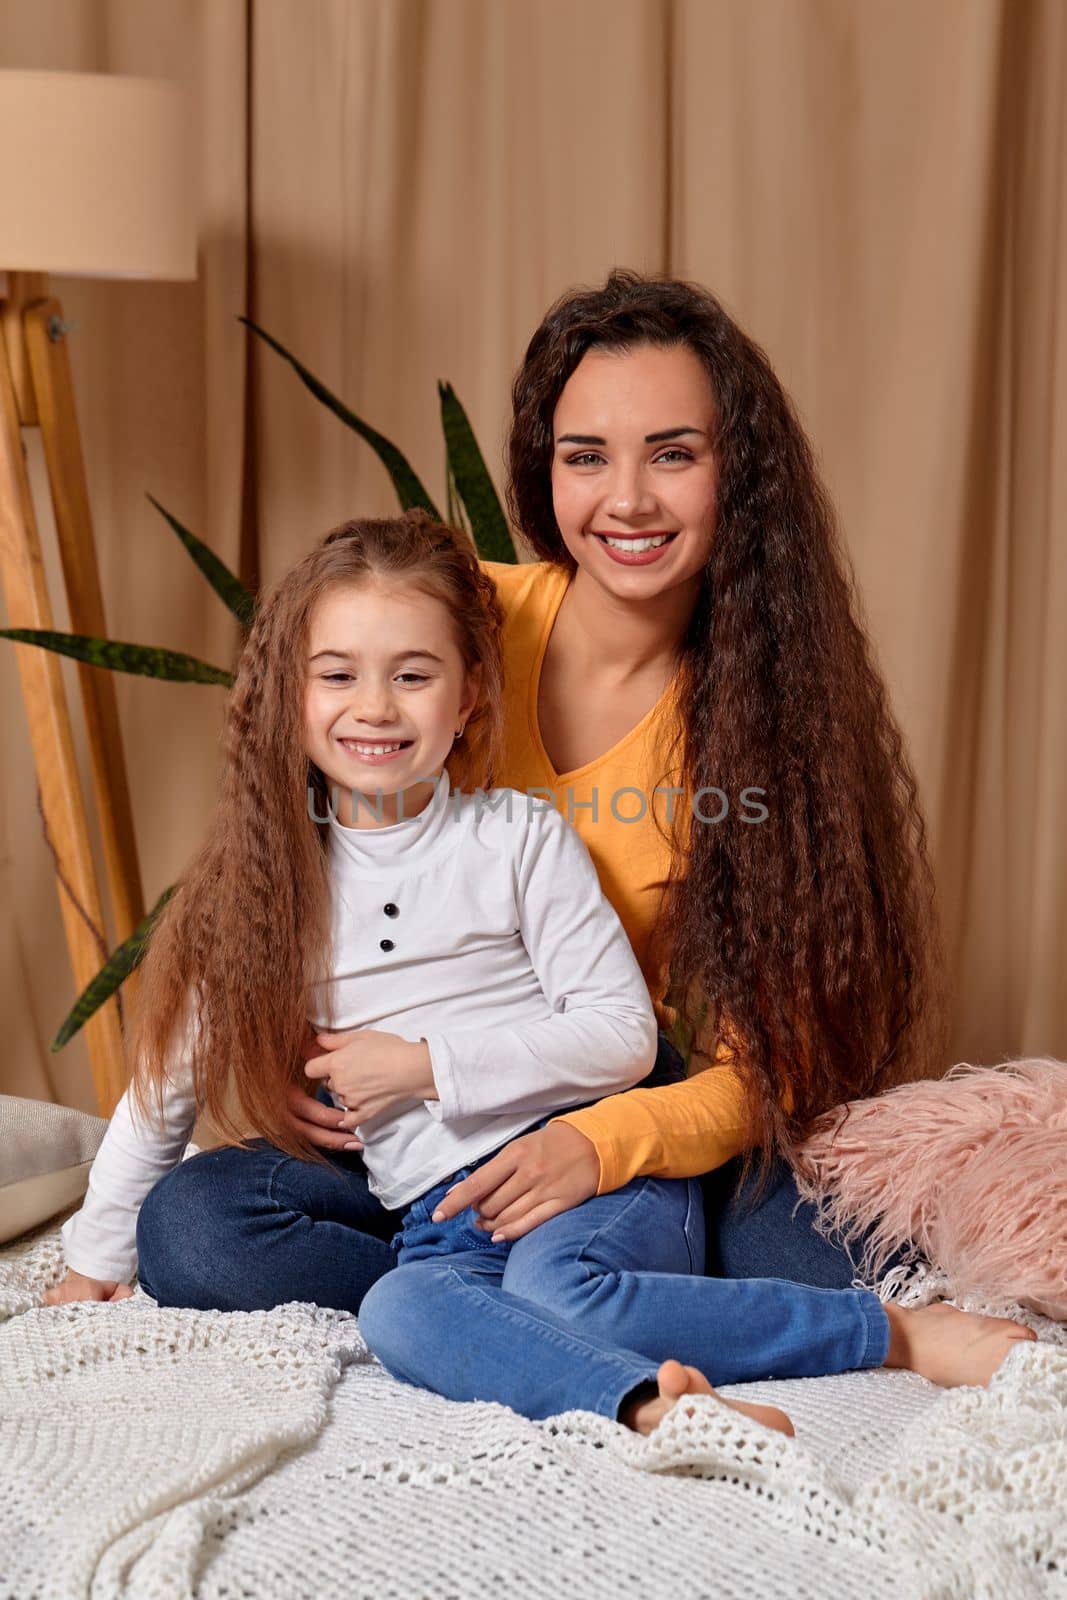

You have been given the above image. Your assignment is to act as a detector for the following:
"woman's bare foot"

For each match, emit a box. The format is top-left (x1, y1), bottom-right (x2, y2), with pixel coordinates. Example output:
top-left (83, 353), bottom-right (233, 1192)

top-left (621, 1359), bottom-right (794, 1438)
top-left (884, 1302), bottom-right (1037, 1387)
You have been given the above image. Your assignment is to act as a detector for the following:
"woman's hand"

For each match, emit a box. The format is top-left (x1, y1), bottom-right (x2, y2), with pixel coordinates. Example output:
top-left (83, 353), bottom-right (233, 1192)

top-left (283, 1080), bottom-right (361, 1150)
top-left (43, 1269), bottom-right (133, 1305)
top-left (302, 1028), bottom-right (435, 1127)
top-left (430, 1121), bottom-right (601, 1241)
top-left (280, 1021), bottom-right (362, 1151)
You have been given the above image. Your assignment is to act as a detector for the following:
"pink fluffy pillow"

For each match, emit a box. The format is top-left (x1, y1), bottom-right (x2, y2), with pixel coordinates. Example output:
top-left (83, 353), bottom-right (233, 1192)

top-left (792, 1056), bottom-right (1067, 1320)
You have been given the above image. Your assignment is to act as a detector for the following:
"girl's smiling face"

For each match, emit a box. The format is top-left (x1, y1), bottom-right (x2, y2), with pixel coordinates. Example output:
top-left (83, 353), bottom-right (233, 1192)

top-left (305, 579), bottom-right (479, 827)
top-left (549, 342), bottom-right (719, 602)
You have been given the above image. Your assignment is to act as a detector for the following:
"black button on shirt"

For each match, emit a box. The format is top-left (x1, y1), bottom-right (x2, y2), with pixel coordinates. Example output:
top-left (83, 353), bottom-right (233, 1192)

top-left (384, 903), bottom-right (399, 917)
top-left (379, 938), bottom-right (395, 952)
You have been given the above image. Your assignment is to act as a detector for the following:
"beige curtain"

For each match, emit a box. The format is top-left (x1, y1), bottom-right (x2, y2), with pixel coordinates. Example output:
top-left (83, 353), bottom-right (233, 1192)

top-left (1, 0), bottom-right (1063, 1115)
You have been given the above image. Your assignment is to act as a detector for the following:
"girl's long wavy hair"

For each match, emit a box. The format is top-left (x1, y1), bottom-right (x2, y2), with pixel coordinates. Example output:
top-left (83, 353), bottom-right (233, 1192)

top-left (130, 509), bottom-right (505, 1165)
top-left (507, 269), bottom-right (945, 1168)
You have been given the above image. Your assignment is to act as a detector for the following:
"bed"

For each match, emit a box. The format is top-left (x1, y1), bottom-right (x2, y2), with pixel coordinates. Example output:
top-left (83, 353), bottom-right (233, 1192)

top-left (2, 1201), bottom-right (1063, 1600)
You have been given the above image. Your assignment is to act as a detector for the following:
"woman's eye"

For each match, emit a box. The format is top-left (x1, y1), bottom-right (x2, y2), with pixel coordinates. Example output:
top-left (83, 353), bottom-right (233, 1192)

top-left (565, 449), bottom-right (692, 466)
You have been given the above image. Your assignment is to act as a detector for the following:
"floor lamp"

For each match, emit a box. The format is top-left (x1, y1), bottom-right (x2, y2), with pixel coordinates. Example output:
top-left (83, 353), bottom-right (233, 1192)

top-left (0, 72), bottom-right (197, 1114)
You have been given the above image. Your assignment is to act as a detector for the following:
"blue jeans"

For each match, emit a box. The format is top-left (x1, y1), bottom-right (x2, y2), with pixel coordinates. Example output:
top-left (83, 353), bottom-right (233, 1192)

top-left (135, 1031), bottom-right (684, 1310)
top-left (135, 1033), bottom-right (888, 1313)
top-left (358, 1160), bottom-right (890, 1421)
top-left (135, 1138), bottom-right (403, 1312)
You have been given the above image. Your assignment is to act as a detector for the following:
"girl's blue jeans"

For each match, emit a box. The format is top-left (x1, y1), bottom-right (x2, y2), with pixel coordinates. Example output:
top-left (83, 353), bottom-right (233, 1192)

top-left (135, 1034), bottom-right (894, 1418)
top-left (357, 1160), bottom-right (888, 1421)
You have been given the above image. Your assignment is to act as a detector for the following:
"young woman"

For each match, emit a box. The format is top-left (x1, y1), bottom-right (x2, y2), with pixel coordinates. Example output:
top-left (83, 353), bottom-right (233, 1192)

top-left (44, 510), bottom-right (1032, 1436)
top-left (287, 270), bottom-right (944, 1289)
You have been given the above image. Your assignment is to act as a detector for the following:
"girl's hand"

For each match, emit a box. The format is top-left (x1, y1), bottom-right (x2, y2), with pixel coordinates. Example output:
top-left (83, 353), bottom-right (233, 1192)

top-left (43, 1269), bottom-right (133, 1305)
top-left (430, 1121), bottom-right (601, 1241)
top-left (303, 1029), bottom-right (435, 1127)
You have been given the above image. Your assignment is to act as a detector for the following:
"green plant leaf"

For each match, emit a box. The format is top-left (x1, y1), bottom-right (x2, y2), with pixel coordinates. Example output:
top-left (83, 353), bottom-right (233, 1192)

top-left (438, 382), bottom-right (516, 562)
top-left (0, 629), bottom-right (234, 686)
top-left (444, 449), bottom-right (464, 533)
top-left (445, 449), bottom-right (474, 542)
top-left (239, 316), bottom-right (440, 516)
top-left (147, 493), bottom-right (256, 628)
top-left (51, 885), bottom-right (177, 1049)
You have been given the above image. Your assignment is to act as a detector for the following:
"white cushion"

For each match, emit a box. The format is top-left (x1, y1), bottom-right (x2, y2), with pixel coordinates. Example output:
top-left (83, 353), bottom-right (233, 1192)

top-left (0, 1095), bottom-right (107, 1244)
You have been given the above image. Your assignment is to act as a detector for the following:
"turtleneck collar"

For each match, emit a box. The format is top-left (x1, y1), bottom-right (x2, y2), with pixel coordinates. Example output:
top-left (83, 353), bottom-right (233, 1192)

top-left (327, 768), bottom-right (455, 876)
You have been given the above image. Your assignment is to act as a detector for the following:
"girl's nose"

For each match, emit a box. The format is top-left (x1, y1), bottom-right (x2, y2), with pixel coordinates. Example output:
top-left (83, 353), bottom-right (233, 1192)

top-left (352, 685), bottom-right (396, 723)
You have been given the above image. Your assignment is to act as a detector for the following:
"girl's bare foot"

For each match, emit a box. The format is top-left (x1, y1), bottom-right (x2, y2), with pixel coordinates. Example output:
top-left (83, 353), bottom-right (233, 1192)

top-left (621, 1359), bottom-right (794, 1438)
top-left (884, 1302), bottom-right (1037, 1387)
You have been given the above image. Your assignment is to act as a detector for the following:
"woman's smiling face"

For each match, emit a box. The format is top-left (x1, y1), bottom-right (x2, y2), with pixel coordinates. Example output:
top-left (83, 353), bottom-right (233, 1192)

top-left (549, 341), bottom-right (719, 601)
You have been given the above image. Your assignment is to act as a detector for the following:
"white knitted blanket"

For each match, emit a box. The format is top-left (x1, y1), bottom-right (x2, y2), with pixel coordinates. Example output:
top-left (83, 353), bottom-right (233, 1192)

top-left (1, 1214), bottom-right (1064, 1600)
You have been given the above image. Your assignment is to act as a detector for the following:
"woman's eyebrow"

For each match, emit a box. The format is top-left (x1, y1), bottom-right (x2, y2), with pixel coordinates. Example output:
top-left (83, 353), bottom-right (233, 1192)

top-left (555, 426), bottom-right (706, 446)
top-left (646, 426), bottom-right (707, 443)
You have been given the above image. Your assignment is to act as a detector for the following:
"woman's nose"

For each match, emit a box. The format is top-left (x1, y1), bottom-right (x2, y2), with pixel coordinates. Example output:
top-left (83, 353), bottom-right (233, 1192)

top-left (606, 466), bottom-right (655, 519)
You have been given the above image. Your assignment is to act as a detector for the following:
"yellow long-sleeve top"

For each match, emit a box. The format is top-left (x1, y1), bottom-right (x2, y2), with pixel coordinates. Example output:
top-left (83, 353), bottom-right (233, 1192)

top-left (481, 558), bottom-right (750, 1194)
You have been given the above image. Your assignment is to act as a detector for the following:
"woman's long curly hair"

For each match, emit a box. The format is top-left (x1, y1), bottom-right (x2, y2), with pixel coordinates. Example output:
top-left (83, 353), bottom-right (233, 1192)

top-left (507, 269), bottom-right (945, 1169)
top-left (129, 509), bottom-right (505, 1165)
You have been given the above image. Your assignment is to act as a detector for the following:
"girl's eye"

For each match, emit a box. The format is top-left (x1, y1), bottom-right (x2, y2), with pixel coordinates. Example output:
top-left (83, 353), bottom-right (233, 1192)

top-left (320, 671), bottom-right (428, 685)
top-left (655, 449), bottom-right (693, 464)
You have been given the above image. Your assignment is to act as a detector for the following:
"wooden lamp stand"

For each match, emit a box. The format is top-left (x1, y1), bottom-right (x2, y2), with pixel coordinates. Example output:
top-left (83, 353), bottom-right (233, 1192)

top-left (0, 270), bottom-right (145, 1114)
top-left (0, 71), bottom-right (195, 1114)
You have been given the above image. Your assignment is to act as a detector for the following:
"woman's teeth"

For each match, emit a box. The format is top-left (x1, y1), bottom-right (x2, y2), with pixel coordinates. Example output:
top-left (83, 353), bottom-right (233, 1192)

top-left (599, 533), bottom-right (674, 552)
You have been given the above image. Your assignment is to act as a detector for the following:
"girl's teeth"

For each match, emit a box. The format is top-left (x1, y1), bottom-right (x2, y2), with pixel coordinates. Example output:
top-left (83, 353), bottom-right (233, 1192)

top-left (602, 534), bottom-right (672, 553)
top-left (345, 742), bottom-right (405, 754)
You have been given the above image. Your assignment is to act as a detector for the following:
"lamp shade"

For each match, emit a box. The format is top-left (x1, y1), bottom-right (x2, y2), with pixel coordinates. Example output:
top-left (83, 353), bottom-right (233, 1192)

top-left (0, 71), bottom-right (196, 280)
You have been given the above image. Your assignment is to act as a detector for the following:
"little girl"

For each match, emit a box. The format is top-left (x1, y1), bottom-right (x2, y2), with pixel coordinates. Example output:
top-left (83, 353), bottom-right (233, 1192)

top-left (47, 509), bottom-right (1033, 1437)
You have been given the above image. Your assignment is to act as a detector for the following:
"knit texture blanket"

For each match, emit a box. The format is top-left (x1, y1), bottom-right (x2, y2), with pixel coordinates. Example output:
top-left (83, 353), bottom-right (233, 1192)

top-left (2, 1214), bottom-right (1064, 1600)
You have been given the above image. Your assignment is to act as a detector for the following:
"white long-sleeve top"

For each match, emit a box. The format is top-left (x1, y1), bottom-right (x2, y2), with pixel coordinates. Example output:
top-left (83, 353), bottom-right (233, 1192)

top-left (61, 772), bottom-right (658, 1282)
